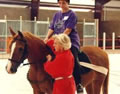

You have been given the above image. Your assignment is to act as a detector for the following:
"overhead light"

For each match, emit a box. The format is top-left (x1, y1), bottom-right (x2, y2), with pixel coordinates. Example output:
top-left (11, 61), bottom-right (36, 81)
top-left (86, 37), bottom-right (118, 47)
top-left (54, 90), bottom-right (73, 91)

top-left (0, 4), bottom-right (27, 8)
top-left (39, 7), bottom-right (91, 12)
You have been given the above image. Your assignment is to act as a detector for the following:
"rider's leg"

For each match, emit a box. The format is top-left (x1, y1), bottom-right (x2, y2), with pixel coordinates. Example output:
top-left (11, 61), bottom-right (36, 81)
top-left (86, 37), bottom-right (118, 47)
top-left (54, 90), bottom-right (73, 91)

top-left (78, 51), bottom-right (91, 63)
top-left (70, 46), bottom-right (83, 93)
top-left (78, 51), bottom-right (91, 74)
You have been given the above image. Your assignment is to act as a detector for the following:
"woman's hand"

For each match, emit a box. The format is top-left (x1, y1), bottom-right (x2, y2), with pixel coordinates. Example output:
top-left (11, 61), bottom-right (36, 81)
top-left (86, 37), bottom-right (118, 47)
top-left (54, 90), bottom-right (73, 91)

top-left (46, 54), bottom-right (52, 61)
top-left (44, 37), bottom-right (49, 43)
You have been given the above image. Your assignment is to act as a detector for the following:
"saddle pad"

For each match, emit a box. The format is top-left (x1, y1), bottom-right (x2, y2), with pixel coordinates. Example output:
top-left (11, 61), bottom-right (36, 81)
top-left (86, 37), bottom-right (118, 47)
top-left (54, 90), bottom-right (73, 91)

top-left (78, 51), bottom-right (91, 74)
top-left (80, 62), bottom-right (108, 75)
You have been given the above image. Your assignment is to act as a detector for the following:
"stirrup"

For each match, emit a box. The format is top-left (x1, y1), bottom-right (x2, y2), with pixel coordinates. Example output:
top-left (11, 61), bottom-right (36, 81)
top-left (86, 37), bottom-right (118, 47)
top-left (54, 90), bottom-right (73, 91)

top-left (77, 84), bottom-right (84, 94)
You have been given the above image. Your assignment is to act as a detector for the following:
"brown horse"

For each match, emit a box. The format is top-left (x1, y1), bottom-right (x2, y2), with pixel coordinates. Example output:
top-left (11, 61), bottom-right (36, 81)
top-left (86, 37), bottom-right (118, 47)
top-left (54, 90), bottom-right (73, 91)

top-left (6, 28), bottom-right (109, 94)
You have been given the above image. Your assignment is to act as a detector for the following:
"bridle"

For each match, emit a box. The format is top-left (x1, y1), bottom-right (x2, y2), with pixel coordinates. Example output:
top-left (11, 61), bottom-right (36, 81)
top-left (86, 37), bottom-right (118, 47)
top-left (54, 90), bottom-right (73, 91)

top-left (8, 38), bottom-right (28, 66)
top-left (8, 37), bottom-right (47, 66)
top-left (8, 36), bottom-right (52, 85)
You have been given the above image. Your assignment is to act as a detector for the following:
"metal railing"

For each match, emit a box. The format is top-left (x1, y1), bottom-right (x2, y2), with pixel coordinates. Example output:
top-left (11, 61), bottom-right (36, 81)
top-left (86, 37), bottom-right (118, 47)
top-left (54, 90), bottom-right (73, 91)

top-left (0, 16), bottom-right (50, 53)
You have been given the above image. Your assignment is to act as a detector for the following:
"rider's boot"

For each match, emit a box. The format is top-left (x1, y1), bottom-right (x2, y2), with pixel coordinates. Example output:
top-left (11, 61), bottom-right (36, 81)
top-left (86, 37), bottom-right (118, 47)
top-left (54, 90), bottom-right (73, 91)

top-left (77, 83), bottom-right (84, 94)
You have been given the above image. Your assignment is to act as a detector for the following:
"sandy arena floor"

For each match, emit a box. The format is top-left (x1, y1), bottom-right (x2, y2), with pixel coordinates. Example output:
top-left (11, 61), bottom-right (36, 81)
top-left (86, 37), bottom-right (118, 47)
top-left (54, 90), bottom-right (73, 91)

top-left (0, 54), bottom-right (120, 94)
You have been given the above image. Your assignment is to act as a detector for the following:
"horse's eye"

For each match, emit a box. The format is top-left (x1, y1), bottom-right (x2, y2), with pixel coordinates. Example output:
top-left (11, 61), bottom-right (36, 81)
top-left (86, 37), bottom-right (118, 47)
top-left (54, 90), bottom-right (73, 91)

top-left (19, 48), bottom-right (23, 52)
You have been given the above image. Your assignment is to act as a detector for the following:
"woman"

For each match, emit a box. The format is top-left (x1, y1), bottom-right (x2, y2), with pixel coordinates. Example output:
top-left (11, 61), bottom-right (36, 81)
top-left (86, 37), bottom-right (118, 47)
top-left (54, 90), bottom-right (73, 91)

top-left (44, 0), bottom-right (83, 93)
top-left (44, 34), bottom-right (76, 94)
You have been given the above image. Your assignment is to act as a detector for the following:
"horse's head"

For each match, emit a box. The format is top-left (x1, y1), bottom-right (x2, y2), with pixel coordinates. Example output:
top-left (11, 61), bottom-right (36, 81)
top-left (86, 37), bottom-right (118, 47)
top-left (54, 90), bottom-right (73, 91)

top-left (6, 28), bottom-right (28, 74)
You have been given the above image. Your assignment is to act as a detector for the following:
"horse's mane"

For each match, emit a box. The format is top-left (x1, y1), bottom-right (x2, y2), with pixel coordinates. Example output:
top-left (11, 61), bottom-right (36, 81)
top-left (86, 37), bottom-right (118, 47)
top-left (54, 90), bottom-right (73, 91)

top-left (9, 31), bottom-right (44, 50)
top-left (22, 32), bottom-right (49, 61)
top-left (23, 32), bottom-right (43, 43)
top-left (23, 31), bottom-right (47, 51)
top-left (9, 31), bottom-right (49, 58)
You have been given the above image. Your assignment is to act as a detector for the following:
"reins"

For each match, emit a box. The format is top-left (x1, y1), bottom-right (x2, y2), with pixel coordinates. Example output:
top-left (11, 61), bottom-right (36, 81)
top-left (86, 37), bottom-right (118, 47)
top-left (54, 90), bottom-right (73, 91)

top-left (8, 37), bottom-right (47, 67)
top-left (8, 38), bottom-right (28, 66)
top-left (9, 33), bottom-right (50, 85)
top-left (21, 56), bottom-right (47, 67)
top-left (20, 62), bottom-right (34, 67)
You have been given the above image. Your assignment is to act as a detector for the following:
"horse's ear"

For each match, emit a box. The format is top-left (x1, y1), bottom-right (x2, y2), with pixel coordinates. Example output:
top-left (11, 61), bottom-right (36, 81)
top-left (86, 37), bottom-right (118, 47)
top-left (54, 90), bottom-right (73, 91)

top-left (18, 31), bottom-right (24, 38)
top-left (9, 27), bottom-right (16, 36)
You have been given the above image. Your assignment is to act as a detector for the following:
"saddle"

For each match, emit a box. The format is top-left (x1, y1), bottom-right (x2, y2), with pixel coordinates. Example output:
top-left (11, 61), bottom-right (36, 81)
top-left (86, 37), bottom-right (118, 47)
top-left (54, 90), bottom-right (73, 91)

top-left (78, 51), bottom-right (91, 75)
top-left (46, 44), bottom-right (91, 75)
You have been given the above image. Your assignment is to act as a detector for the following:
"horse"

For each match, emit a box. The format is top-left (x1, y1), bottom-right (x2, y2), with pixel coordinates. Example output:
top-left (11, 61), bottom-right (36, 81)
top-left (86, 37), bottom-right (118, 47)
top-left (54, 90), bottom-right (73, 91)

top-left (6, 28), bottom-right (109, 94)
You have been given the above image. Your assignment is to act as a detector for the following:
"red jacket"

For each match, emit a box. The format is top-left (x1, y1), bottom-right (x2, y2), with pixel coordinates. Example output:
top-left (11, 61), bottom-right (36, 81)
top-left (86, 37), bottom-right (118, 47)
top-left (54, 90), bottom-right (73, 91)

top-left (44, 40), bottom-right (76, 94)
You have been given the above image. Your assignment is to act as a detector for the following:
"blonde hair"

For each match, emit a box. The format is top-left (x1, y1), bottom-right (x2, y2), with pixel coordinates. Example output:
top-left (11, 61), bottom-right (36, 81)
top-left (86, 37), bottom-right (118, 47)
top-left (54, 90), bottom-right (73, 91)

top-left (53, 34), bottom-right (71, 50)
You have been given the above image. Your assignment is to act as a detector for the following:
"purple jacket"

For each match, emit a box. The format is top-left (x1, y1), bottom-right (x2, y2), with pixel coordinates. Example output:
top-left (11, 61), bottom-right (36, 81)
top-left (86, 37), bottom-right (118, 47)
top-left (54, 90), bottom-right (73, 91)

top-left (49, 10), bottom-right (80, 50)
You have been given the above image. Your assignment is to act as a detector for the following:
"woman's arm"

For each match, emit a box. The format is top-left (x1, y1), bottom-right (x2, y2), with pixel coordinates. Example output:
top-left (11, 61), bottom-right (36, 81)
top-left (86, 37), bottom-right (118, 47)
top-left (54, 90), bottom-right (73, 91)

top-left (64, 28), bottom-right (72, 35)
top-left (44, 56), bottom-right (61, 76)
top-left (64, 11), bottom-right (77, 35)
top-left (44, 29), bottom-right (54, 43)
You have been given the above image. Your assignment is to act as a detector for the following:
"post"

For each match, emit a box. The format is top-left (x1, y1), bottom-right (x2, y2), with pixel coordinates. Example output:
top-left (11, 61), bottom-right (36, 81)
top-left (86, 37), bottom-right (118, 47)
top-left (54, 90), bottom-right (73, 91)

top-left (47, 17), bottom-right (50, 27)
top-left (95, 19), bottom-right (99, 47)
top-left (47, 17), bottom-right (49, 23)
top-left (20, 16), bottom-right (22, 32)
top-left (4, 15), bottom-right (7, 20)
top-left (34, 16), bottom-right (37, 21)
top-left (83, 19), bottom-right (85, 46)
top-left (4, 15), bottom-right (7, 53)
top-left (31, 0), bottom-right (40, 20)
top-left (34, 16), bottom-right (37, 35)
top-left (112, 32), bottom-right (115, 50)
top-left (103, 32), bottom-right (106, 50)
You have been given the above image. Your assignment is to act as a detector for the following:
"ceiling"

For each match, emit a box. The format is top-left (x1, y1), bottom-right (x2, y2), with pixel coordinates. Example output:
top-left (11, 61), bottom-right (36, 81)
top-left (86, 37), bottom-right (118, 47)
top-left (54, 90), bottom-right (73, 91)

top-left (104, 0), bottom-right (120, 8)
top-left (0, 0), bottom-right (95, 11)
top-left (0, 0), bottom-right (120, 11)
top-left (0, 0), bottom-right (95, 5)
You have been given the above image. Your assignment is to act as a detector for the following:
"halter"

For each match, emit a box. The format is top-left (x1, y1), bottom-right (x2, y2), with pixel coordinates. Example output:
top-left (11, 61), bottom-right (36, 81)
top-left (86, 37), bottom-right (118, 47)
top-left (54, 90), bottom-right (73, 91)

top-left (8, 38), bottom-right (28, 65)
top-left (8, 37), bottom-right (48, 66)
top-left (8, 37), bottom-right (50, 85)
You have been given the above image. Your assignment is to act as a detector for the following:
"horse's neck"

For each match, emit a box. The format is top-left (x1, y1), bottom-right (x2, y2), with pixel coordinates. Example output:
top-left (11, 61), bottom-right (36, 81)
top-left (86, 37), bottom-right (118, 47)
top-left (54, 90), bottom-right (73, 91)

top-left (24, 35), bottom-right (50, 81)
top-left (27, 47), bottom-right (46, 71)
top-left (26, 38), bottom-right (48, 65)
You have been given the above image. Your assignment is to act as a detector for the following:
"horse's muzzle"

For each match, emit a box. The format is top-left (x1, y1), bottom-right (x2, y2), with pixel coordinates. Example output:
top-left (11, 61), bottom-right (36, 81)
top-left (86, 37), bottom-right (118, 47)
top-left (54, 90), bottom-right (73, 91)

top-left (6, 65), bottom-right (17, 74)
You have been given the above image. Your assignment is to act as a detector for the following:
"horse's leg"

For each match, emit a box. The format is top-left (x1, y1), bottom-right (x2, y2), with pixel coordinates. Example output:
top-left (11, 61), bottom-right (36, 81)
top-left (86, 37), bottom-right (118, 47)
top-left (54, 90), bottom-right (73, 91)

top-left (38, 81), bottom-right (53, 94)
top-left (30, 83), bottom-right (45, 94)
top-left (81, 71), bottom-right (95, 94)
top-left (85, 83), bottom-right (94, 94)
top-left (33, 89), bottom-right (42, 94)
top-left (46, 87), bottom-right (53, 94)
top-left (93, 80), bottom-right (103, 94)
top-left (86, 79), bottom-right (103, 94)
top-left (33, 88), bottom-right (45, 94)
top-left (33, 90), bottom-right (45, 94)
top-left (103, 73), bottom-right (109, 94)
top-left (92, 76), bottom-right (106, 94)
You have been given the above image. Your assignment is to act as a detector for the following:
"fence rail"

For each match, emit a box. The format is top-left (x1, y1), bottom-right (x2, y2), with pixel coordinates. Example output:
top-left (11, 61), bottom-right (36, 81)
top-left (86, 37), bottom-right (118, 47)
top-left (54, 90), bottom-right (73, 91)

top-left (0, 16), bottom-right (50, 54)
top-left (0, 16), bottom-right (120, 57)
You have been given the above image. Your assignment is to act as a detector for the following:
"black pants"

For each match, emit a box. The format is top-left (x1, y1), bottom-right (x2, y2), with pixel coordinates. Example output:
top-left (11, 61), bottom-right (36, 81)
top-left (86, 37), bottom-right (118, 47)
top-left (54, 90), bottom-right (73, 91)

top-left (70, 46), bottom-right (81, 85)
top-left (71, 46), bottom-right (91, 85)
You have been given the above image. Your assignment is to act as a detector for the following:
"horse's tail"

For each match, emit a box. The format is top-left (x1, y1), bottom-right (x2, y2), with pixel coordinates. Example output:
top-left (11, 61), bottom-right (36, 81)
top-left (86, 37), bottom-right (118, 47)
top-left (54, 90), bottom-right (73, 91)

top-left (103, 68), bottom-right (109, 94)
